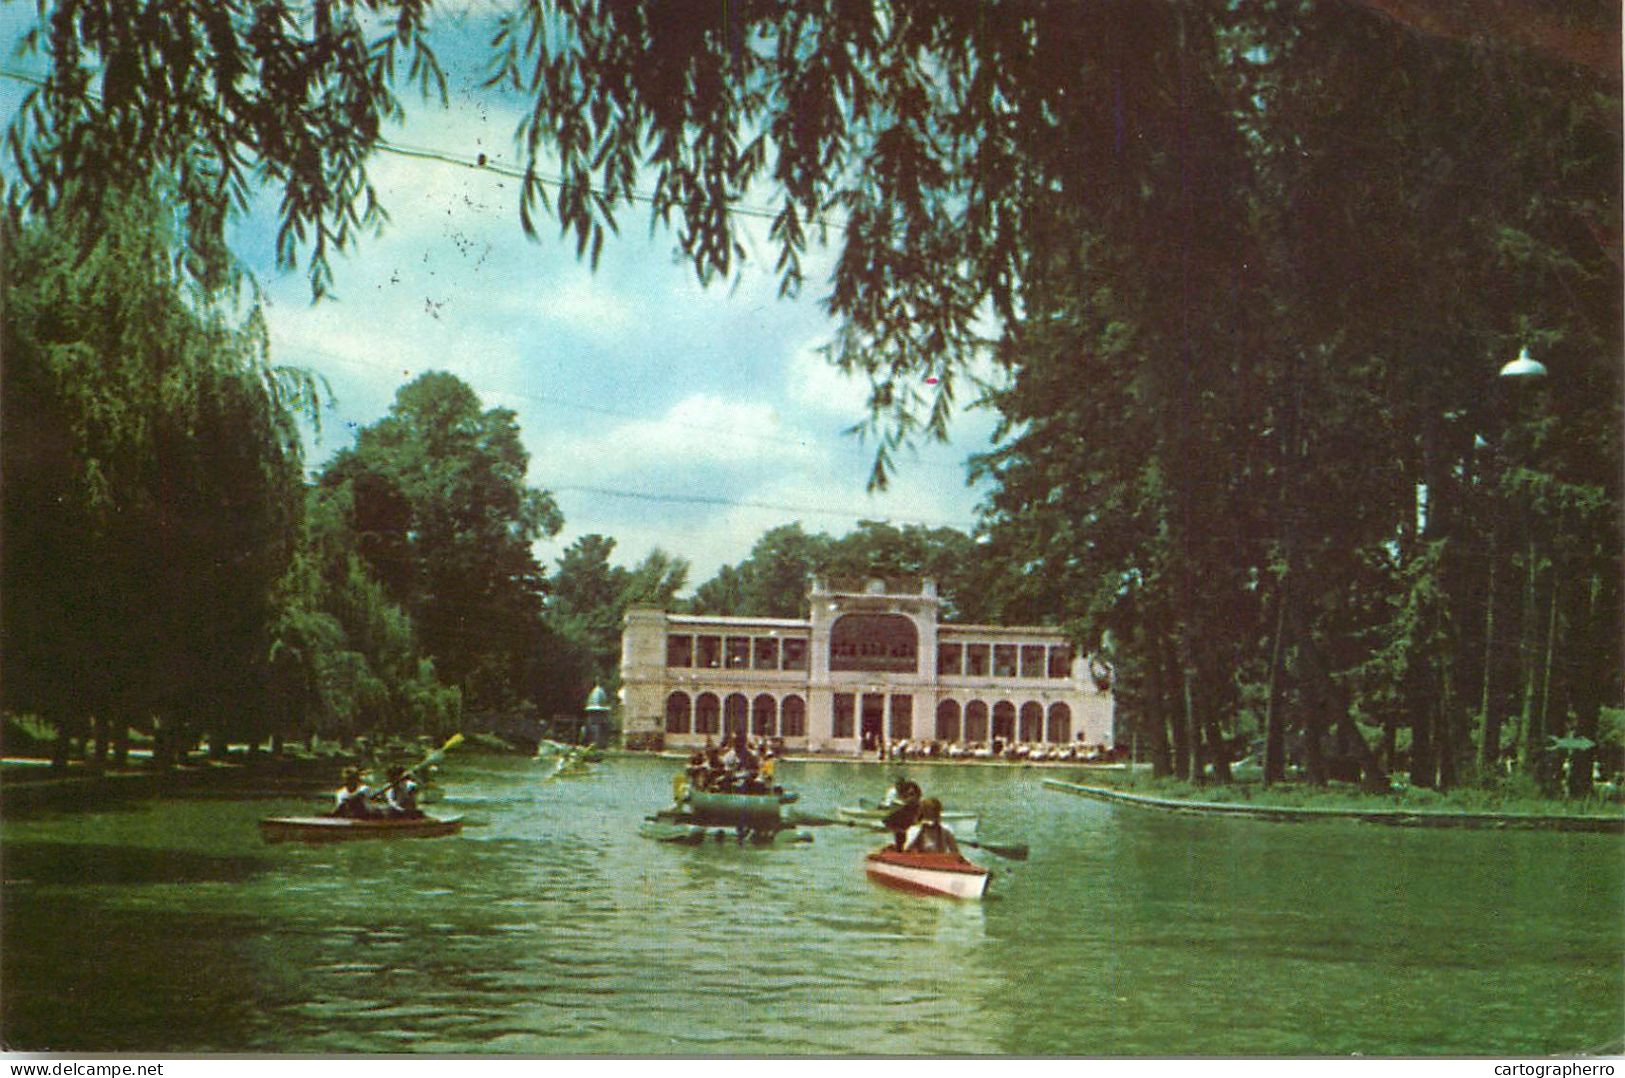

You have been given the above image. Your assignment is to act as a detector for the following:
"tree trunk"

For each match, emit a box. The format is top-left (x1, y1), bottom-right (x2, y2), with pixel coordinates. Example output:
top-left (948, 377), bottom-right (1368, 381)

top-left (1517, 535), bottom-right (1545, 780)
top-left (1196, 655), bottom-right (1233, 784)
top-left (1263, 579), bottom-right (1290, 786)
top-left (1164, 639), bottom-right (1191, 781)
top-left (50, 718), bottom-right (71, 773)
top-left (1407, 660), bottom-right (1435, 788)
top-left (91, 715), bottom-right (110, 768)
top-left (1142, 628), bottom-right (1173, 777)
top-left (113, 719), bottom-right (131, 769)
top-left (1478, 524), bottom-right (1504, 777)
top-left (1566, 573), bottom-right (1604, 800)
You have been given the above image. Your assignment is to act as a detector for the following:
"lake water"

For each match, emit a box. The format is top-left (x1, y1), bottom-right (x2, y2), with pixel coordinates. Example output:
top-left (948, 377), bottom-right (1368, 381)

top-left (2, 754), bottom-right (1620, 1055)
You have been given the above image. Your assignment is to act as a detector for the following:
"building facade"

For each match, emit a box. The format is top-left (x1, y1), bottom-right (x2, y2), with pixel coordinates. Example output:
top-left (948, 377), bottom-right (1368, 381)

top-left (620, 576), bottom-right (1113, 753)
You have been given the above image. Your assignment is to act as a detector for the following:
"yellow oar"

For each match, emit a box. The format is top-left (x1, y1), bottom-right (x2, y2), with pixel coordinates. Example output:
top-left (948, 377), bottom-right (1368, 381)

top-left (375, 733), bottom-right (464, 790)
top-left (416, 733), bottom-right (464, 772)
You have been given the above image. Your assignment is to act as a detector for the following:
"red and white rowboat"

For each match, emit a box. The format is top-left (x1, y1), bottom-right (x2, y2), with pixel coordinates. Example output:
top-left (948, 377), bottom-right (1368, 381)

top-left (864, 847), bottom-right (991, 900)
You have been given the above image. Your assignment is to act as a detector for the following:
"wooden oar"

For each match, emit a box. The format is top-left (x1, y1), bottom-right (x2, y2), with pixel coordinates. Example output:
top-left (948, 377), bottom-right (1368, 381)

top-left (371, 733), bottom-right (466, 798)
top-left (791, 812), bottom-right (1030, 861)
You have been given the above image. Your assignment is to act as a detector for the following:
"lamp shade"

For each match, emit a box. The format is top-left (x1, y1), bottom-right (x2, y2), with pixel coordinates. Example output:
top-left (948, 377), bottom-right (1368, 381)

top-left (1498, 347), bottom-right (1548, 380)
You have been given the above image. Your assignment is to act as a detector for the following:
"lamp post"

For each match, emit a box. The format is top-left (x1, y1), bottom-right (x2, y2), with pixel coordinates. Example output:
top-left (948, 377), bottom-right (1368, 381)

top-left (1477, 345), bottom-right (1547, 781)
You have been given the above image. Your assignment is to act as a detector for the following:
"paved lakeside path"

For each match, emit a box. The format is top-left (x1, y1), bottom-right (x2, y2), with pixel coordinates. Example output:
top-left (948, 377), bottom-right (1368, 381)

top-left (1044, 778), bottom-right (1625, 833)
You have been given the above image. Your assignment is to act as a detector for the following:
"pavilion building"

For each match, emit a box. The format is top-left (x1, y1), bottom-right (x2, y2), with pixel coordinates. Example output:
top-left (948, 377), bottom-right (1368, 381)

top-left (619, 576), bottom-right (1113, 753)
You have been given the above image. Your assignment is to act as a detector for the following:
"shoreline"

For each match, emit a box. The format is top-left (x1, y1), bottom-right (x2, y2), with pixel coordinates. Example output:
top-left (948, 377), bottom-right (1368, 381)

top-left (645, 748), bottom-right (1128, 771)
top-left (0, 752), bottom-right (362, 814)
top-left (1043, 778), bottom-right (1625, 833)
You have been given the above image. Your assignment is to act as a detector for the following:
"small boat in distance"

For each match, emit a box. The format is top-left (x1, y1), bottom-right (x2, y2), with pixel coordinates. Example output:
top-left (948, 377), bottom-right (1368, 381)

top-left (864, 847), bottom-right (991, 900)
top-left (259, 815), bottom-right (464, 844)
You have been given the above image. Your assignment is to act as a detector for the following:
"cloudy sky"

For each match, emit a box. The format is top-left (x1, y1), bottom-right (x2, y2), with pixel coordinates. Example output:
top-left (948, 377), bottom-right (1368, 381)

top-left (1, 5), bottom-right (1003, 590)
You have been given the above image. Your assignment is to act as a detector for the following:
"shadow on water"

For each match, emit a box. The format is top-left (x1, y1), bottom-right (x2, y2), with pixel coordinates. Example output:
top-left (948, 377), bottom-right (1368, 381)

top-left (3, 840), bottom-right (272, 886)
top-left (3, 755), bottom-right (1620, 1056)
top-left (1, 896), bottom-right (277, 1053)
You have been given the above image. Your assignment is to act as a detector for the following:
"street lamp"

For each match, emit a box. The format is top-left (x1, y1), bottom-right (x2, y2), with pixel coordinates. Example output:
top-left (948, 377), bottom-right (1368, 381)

top-left (1498, 346), bottom-right (1548, 380)
top-left (1478, 345), bottom-right (1549, 782)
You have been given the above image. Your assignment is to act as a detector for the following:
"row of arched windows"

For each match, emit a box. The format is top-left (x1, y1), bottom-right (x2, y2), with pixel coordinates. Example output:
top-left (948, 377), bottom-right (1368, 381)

top-left (665, 692), bottom-right (808, 738)
top-left (935, 699), bottom-right (1072, 744)
top-left (663, 691), bottom-right (1073, 743)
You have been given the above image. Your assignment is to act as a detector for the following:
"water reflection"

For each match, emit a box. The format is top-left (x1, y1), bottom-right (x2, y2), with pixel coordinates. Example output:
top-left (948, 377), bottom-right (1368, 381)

top-left (2, 754), bottom-right (1620, 1056)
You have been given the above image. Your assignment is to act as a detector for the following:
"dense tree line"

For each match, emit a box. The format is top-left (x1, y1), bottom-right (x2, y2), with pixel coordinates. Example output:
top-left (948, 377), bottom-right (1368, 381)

top-left (7, 1), bottom-right (1618, 792)
top-left (3, 189), bottom-right (318, 766)
top-left (686, 522), bottom-right (996, 623)
top-left (1, 199), bottom-right (633, 763)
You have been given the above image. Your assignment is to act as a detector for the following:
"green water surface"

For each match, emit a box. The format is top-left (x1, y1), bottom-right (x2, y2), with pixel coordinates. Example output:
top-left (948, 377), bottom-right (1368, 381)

top-left (2, 755), bottom-right (1620, 1055)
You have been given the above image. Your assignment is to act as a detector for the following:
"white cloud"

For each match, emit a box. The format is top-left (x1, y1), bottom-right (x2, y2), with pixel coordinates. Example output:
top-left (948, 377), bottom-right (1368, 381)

top-left (535, 392), bottom-right (822, 484)
top-left (784, 337), bottom-right (872, 417)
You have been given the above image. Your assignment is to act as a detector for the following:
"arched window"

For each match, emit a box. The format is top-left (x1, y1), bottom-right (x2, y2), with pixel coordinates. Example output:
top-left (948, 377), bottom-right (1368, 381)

top-left (992, 701), bottom-right (1016, 741)
top-left (723, 693), bottom-right (749, 736)
top-left (1019, 701), bottom-right (1044, 742)
top-left (1047, 702), bottom-right (1072, 744)
top-left (780, 695), bottom-right (807, 737)
top-left (935, 699), bottom-right (961, 742)
top-left (964, 701), bottom-right (989, 742)
top-left (828, 613), bottom-right (919, 673)
top-left (694, 693), bottom-right (720, 735)
top-left (664, 692), bottom-right (691, 734)
top-left (752, 693), bottom-right (777, 737)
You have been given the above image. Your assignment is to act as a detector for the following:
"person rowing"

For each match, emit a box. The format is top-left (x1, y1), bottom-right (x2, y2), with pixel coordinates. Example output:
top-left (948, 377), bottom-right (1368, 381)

top-left (903, 798), bottom-right (960, 855)
top-left (881, 777), bottom-right (923, 850)
top-left (378, 765), bottom-right (425, 819)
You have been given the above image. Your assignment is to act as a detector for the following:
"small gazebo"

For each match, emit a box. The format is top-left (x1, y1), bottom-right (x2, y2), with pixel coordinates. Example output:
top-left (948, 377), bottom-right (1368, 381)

top-left (582, 684), bottom-right (613, 749)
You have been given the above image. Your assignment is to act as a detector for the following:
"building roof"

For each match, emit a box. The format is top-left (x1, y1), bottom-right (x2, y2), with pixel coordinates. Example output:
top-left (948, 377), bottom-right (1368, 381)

top-left (665, 613), bottom-right (809, 630)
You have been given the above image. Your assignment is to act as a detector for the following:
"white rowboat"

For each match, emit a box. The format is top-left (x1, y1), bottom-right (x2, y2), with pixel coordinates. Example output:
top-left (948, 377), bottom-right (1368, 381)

top-left (864, 848), bottom-right (991, 900)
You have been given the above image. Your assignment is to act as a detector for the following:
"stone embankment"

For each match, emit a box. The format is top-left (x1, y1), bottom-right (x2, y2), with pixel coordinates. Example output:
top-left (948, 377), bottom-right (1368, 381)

top-left (1044, 778), bottom-right (1625, 833)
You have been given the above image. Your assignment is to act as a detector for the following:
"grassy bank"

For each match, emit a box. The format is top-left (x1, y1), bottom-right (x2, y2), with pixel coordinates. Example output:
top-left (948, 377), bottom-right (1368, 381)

top-left (1049, 768), bottom-right (1625, 830)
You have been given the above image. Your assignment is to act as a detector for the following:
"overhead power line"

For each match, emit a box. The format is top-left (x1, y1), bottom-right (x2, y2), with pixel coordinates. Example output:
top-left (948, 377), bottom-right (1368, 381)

top-left (294, 341), bottom-right (974, 475)
top-left (550, 483), bottom-right (978, 531)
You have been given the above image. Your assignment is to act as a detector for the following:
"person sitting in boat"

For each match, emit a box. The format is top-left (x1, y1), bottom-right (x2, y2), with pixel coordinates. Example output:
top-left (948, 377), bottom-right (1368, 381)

top-left (903, 798), bottom-right (960, 855)
top-left (684, 750), bottom-right (708, 795)
top-left (380, 766), bottom-right (424, 819)
top-left (880, 776), bottom-right (922, 808)
top-left (332, 767), bottom-right (374, 819)
top-left (701, 745), bottom-right (727, 791)
top-left (882, 778), bottom-right (923, 850)
top-left (734, 737), bottom-right (761, 790)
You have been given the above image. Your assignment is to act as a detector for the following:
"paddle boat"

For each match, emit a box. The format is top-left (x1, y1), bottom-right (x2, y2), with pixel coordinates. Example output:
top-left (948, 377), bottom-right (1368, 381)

top-left (259, 814), bottom-right (464, 844)
top-left (864, 846), bottom-right (991, 900)
top-left (642, 773), bottom-right (806, 845)
top-left (835, 799), bottom-right (980, 839)
top-left (685, 786), bottom-right (798, 827)
top-left (639, 813), bottom-right (813, 846)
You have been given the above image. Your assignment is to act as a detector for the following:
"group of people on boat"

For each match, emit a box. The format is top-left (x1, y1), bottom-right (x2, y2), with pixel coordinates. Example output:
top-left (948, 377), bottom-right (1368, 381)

top-left (879, 777), bottom-right (960, 855)
top-left (332, 765), bottom-right (425, 820)
top-left (683, 732), bottom-right (780, 796)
